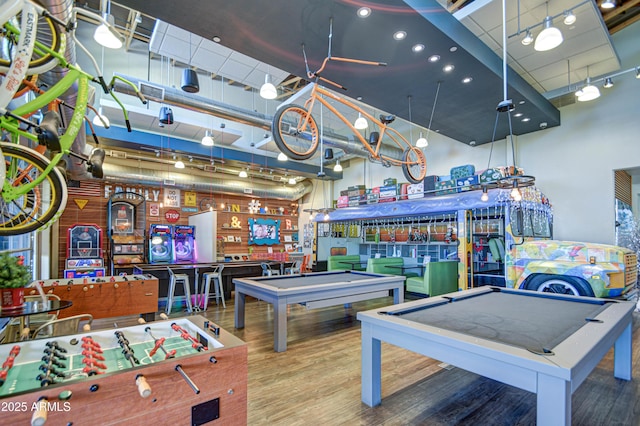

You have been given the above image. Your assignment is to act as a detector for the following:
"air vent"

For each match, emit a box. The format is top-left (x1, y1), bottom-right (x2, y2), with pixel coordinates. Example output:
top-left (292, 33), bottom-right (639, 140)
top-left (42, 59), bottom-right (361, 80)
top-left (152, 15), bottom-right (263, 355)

top-left (164, 179), bottom-right (175, 186)
top-left (139, 82), bottom-right (165, 101)
top-left (204, 165), bottom-right (216, 173)
top-left (243, 188), bottom-right (253, 194)
top-left (549, 91), bottom-right (577, 108)
top-left (109, 150), bottom-right (127, 159)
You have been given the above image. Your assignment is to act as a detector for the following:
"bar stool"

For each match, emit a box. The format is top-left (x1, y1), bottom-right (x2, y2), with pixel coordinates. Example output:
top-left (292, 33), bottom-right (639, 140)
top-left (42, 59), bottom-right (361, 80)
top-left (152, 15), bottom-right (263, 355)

top-left (201, 265), bottom-right (225, 310)
top-left (166, 267), bottom-right (193, 315)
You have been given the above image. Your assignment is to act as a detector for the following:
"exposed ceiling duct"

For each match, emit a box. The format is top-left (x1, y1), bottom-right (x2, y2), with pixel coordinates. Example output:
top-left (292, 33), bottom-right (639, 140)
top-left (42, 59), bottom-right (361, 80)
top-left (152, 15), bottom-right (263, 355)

top-left (102, 163), bottom-right (313, 200)
top-left (112, 74), bottom-right (405, 161)
top-left (40, 0), bottom-right (92, 180)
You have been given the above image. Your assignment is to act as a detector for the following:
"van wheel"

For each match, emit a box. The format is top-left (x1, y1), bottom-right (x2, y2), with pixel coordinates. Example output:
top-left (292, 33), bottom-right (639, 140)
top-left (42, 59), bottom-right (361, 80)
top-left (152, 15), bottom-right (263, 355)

top-left (523, 275), bottom-right (594, 297)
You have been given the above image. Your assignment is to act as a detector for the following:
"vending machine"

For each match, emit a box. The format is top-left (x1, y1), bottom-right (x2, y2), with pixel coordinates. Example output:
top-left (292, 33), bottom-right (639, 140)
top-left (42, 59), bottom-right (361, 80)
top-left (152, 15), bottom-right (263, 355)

top-left (148, 224), bottom-right (173, 263)
top-left (173, 225), bottom-right (196, 263)
top-left (64, 224), bottom-right (105, 278)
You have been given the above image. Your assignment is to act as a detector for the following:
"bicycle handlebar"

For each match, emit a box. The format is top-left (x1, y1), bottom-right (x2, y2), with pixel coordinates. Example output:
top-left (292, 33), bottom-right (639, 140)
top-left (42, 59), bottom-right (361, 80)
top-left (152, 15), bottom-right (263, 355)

top-left (309, 56), bottom-right (387, 90)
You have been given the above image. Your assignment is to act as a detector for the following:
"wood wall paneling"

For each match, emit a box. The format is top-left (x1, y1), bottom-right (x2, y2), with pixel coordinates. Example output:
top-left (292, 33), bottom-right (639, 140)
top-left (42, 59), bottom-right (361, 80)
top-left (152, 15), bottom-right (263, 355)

top-left (59, 182), bottom-right (300, 275)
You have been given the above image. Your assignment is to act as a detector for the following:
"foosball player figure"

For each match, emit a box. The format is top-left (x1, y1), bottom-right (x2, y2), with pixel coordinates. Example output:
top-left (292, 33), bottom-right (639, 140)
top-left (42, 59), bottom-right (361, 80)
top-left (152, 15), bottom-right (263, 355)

top-left (0, 345), bottom-right (20, 386)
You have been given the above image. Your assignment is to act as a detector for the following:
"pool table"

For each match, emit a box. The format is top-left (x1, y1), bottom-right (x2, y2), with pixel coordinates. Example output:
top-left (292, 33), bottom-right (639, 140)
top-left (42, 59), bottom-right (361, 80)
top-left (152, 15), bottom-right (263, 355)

top-left (234, 270), bottom-right (404, 352)
top-left (358, 286), bottom-right (634, 426)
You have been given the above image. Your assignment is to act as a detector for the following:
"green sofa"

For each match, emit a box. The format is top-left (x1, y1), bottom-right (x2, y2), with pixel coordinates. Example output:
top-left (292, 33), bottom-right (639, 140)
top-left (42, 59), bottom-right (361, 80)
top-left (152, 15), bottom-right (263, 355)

top-left (405, 261), bottom-right (458, 297)
top-left (366, 257), bottom-right (419, 278)
top-left (327, 255), bottom-right (365, 271)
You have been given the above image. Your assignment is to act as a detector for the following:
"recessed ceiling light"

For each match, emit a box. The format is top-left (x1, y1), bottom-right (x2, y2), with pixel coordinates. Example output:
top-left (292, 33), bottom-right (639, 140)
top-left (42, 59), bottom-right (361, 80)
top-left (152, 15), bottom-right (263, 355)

top-left (462, 76), bottom-right (472, 84)
top-left (357, 7), bottom-right (371, 18)
top-left (212, 36), bottom-right (221, 43)
top-left (514, 112), bottom-right (523, 117)
top-left (393, 31), bottom-right (407, 41)
top-left (449, 46), bottom-right (458, 52)
top-left (521, 117), bottom-right (531, 122)
top-left (443, 64), bottom-right (455, 72)
top-left (412, 44), bottom-right (425, 53)
top-left (428, 55), bottom-right (440, 63)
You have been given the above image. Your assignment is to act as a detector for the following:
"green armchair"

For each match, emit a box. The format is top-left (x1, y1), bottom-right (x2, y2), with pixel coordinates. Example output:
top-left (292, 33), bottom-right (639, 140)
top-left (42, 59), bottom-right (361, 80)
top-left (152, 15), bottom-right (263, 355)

top-left (405, 261), bottom-right (459, 297)
top-left (366, 257), bottom-right (420, 278)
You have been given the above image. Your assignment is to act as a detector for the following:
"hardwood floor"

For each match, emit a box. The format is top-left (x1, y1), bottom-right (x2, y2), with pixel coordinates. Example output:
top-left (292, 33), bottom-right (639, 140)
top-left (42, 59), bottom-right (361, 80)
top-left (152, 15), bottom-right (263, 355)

top-left (94, 297), bottom-right (640, 425)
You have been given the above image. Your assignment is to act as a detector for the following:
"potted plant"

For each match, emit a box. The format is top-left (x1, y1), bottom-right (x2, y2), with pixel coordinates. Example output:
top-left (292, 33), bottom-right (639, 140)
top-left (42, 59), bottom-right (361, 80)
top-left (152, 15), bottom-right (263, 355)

top-left (0, 253), bottom-right (32, 310)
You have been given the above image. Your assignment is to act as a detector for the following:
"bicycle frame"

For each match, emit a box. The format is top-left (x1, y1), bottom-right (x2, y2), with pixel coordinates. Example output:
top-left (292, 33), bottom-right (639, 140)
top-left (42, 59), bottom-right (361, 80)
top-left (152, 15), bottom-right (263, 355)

top-left (302, 81), bottom-right (414, 167)
top-left (0, 2), bottom-right (145, 203)
top-left (1, 67), bottom-right (86, 202)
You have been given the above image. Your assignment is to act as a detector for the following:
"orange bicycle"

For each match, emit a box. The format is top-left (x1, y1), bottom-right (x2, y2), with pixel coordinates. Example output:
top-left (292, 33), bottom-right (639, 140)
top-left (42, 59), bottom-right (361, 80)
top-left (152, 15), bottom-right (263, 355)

top-left (271, 26), bottom-right (427, 184)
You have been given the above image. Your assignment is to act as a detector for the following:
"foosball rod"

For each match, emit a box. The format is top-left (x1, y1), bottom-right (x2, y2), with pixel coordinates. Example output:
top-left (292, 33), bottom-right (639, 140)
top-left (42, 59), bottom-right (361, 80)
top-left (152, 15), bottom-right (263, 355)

top-left (145, 327), bottom-right (176, 359)
top-left (175, 364), bottom-right (200, 394)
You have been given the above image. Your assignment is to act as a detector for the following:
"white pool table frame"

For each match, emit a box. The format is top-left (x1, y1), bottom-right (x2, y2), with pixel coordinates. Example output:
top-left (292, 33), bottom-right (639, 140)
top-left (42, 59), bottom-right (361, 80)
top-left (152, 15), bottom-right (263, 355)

top-left (357, 286), bottom-right (634, 426)
top-left (234, 271), bottom-right (405, 352)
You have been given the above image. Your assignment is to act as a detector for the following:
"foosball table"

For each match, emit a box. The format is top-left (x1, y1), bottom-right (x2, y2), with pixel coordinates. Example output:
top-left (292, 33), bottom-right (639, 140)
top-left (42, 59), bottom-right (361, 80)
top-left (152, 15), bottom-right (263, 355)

top-left (28, 275), bottom-right (159, 322)
top-left (0, 316), bottom-right (247, 425)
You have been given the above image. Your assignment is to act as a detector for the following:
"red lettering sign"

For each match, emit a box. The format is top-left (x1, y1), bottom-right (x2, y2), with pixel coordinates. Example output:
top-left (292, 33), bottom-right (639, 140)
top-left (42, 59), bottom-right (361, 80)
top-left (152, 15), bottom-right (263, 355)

top-left (164, 209), bottom-right (180, 223)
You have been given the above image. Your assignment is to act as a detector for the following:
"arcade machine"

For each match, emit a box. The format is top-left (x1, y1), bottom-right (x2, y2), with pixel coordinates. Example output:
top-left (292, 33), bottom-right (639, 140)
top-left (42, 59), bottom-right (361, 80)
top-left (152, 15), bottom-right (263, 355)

top-left (173, 225), bottom-right (197, 263)
top-left (64, 224), bottom-right (106, 278)
top-left (149, 224), bottom-right (174, 263)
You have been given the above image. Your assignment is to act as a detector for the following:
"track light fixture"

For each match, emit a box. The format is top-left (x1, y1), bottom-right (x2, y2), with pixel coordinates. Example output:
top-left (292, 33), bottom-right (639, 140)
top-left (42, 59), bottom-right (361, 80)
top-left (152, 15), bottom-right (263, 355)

top-left (521, 29), bottom-right (533, 46)
top-left (563, 10), bottom-right (576, 25)
top-left (277, 152), bottom-right (287, 161)
top-left (603, 77), bottom-right (613, 88)
top-left (159, 106), bottom-right (174, 125)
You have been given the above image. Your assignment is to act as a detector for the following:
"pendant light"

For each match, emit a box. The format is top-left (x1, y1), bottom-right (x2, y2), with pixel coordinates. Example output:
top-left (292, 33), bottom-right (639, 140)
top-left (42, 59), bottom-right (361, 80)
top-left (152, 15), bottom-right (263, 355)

top-left (354, 113), bottom-right (368, 130)
top-left (485, 0), bottom-right (536, 202)
top-left (181, 33), bottom-right (199, 93)
top-left (277, 152), bottom-right (287, 161)
top-left (534, 3), bottom-right (563, 52)
top-left (201, 130), bottom-right (214, 146)
top-left (576, 66), bottom-right (600, 102)
top-left (334, 160), bottom-right (343, 172)
top-left (93, 1), bottom-right (123, 49)
top-left (260, 67), bottom-right (277, 99)
top-left (92, 107), bottom-right (110, 128)
top-left (417, 81), bottom-right (441, 148)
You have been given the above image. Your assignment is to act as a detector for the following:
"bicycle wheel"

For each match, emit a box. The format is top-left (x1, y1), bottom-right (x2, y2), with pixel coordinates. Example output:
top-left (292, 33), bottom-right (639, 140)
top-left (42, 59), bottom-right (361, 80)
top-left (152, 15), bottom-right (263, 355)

top-left (0, 143), bottom-right (67, 236)
top-left (402, 147), bottom-right (427, 184)
top-left (0, 10), bottom-right (63, 73)
top-left (272, 105), bottom-right (319, 160)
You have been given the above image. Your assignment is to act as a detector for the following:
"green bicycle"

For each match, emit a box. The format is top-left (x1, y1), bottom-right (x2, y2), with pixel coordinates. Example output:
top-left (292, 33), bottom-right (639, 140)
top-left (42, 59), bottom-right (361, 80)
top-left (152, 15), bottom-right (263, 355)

top-left (0, 0), bottom-right (146, 235)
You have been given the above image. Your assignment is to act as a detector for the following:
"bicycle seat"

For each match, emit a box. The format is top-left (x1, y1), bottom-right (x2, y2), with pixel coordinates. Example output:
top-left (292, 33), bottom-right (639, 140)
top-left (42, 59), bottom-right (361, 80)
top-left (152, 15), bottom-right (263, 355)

top-left (37, 111), bottom-right (62, 152)
top-left (379, 115), bottom-right (395, 125)
top-left (88, 148), bottom-right (106, 179)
